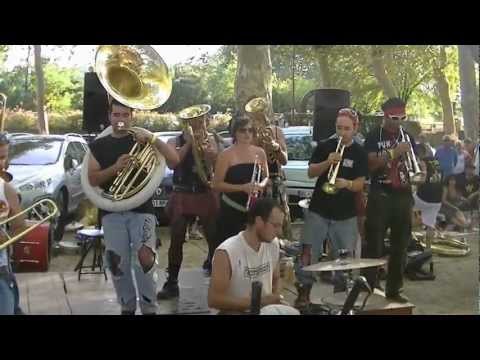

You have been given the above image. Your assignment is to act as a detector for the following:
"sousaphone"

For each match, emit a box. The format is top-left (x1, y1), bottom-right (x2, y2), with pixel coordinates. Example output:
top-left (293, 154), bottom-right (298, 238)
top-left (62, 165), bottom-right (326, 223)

top-left (81, 45), bottom-right (172, 212)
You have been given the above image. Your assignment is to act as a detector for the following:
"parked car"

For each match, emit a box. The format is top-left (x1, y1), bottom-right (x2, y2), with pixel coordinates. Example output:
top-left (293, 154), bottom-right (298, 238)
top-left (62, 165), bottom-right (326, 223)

top-left (151, 131), bottom-right (181, 225)
top-left (8, 133), bottom-right (89, 243)
top-left (282, 126), bottom-right (316, 220)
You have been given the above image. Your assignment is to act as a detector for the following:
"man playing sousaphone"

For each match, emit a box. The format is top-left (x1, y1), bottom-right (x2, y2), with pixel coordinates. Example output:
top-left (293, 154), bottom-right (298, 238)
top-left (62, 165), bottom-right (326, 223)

top-left (88, 98), bottom-right (179, 315)
top-left (156, 105), bottom-right (219, 300)
top-left (245, 97), bottom-right (290, 238)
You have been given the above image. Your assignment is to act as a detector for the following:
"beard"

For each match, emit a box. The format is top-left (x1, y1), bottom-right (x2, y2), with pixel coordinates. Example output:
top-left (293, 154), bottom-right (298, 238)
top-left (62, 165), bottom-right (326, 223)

top-left (255, 228), bottom-right (274, 243)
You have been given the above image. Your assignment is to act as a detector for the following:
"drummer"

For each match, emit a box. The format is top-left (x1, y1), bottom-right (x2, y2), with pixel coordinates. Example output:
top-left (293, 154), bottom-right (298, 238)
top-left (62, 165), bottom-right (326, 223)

top-left (293, 108), bottom-right (368, 308)
top-left (208, 198), bottom-right (286, 314)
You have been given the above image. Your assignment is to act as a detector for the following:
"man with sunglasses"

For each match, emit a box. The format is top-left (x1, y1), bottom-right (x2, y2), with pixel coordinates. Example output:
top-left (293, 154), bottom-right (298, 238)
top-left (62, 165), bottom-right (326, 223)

top-left (363, 98), bottom-right (418, 303)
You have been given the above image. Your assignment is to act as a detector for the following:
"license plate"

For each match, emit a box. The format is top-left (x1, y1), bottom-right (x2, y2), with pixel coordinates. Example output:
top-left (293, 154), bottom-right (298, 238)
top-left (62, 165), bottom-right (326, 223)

top-left (152, 199), bottom-right (168, 208)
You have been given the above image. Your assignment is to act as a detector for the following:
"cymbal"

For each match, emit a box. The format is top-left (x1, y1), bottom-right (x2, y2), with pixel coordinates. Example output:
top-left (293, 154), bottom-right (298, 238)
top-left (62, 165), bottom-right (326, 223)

top-left (298, 199), bottom-right (310, 209)
top-left (303, 258), bottom-right (387, 272)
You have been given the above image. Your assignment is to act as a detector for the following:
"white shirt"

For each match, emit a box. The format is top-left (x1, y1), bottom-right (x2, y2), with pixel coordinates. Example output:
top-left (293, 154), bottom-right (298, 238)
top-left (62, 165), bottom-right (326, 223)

top-left (216, 231), bottom-right (280, 300)
top-left (453, 151), bottom-right (466, 175)
top-left (0, 179), bottom-right (10, 267)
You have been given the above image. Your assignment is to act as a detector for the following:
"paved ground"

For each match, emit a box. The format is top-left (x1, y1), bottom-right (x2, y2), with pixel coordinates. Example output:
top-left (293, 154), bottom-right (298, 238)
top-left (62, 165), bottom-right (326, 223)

top-left (15, 218), bottom-right (479, 315)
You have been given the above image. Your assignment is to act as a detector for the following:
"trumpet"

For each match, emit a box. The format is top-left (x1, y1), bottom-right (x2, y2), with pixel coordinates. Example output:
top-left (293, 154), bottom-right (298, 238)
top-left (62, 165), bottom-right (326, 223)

top-left (399, 126), bottom-right (423, 183)
top-left (322, 137), bottom-right (346, 195)
top-left (246, 155), bottom-right (262, 210)
top-left (0, 198), bottom-right (58, 251)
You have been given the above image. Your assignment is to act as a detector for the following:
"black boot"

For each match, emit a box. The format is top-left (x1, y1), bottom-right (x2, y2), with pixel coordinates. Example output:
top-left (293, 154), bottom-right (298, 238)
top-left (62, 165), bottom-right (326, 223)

top-left (156, 280), bottom-right (179, 300)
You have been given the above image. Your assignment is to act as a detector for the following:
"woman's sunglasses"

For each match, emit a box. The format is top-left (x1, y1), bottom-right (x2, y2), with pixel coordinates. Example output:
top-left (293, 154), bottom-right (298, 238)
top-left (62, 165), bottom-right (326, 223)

top-left (238, 127), bottom-right (254, 134)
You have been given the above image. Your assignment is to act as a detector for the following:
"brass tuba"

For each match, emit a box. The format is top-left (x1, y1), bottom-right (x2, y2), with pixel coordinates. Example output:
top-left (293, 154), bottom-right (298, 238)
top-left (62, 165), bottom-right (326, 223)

top-left (177, 104), bottom-right (213, 187)
top-left (81, 45), bottom-right (172, 212)
top-left (245, 97), bottom-right (277, 162)
top-left (415, 231), bottom-right (471, 257)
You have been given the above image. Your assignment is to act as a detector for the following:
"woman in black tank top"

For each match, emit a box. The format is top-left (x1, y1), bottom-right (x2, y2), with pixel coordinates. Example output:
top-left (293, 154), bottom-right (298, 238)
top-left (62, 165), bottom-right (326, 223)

top-left (212, 116), bottom-right (269, 249)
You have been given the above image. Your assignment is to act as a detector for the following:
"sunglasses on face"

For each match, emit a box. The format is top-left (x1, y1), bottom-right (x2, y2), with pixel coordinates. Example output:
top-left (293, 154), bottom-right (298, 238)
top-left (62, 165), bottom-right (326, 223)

top-left (388, 114), bottom-right (408, 121)
top-left (238, 127), bottom-right (254, 134)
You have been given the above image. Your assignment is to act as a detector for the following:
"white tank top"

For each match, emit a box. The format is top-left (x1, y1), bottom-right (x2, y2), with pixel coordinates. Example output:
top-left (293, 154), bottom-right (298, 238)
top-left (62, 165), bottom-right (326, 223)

top-left (0, 179), bottom-right (10, 267)
top-left (216, 231), bottom-right (280, 300)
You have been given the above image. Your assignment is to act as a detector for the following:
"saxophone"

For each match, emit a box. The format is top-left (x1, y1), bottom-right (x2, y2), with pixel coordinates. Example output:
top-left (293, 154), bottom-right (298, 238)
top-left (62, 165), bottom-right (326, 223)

top-left (177, 104), bottom-right (214, 187)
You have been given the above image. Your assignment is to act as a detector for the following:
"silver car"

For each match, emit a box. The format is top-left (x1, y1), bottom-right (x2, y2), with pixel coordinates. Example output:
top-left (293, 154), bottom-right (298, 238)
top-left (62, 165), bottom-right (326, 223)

top-left (8, 133), bottom-right (89, 242)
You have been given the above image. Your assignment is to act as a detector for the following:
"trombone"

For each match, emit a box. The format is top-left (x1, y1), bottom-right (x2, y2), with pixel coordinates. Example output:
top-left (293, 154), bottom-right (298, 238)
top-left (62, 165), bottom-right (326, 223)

top-left (322, 137), bottom-right (345, 195)
top-left (399, 126), bottom-right (423, 183)
top-left (0, 198), bottom-right (58, 251)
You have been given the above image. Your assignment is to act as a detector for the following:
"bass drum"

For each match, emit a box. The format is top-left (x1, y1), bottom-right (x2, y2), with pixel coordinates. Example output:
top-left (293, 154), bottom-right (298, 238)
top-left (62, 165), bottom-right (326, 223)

top-left (12, 220), bottom-right (52, 272)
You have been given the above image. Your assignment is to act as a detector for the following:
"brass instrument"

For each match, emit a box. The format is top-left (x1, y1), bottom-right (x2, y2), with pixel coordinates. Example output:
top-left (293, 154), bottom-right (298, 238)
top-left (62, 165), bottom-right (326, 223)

top-left (415, 231), bottom-right (471, 257)
top-left (400, 126), bottom-right (424, 184)
top-left (81, 45), bottom-right (171, 212)
top-left (0, 93), bottom-right (6, 133)
top-left (0, 199), bottom-right (58, 251)
top-left (245, 97), bottom-right (278, 162)
top-left (322, 137), bottom-right (345, 195)
top-left (246, 155), bottom-right (262, 210)
top-left (177, 104), bottom-right (213, 187)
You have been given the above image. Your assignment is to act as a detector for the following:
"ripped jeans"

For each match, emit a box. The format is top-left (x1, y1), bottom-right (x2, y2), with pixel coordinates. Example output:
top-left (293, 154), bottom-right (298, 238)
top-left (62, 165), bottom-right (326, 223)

top-left (102, 212), bottom-right (158, 314)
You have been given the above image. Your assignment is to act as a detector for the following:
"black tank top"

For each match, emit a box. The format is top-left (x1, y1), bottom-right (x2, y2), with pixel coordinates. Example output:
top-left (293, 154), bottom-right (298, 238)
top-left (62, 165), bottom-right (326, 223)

top-left (222, 163), bottom-right (256, 205)
top-left (172, 134), bottom-right (208, 191)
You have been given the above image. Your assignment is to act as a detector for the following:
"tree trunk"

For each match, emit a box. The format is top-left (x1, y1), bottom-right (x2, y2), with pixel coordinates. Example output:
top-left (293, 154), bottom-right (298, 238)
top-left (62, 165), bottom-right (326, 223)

top-left (34, 45), bottom-right (48, 134)
top-left (234, 45), bottom-right (273, 117)
top-left (315, 50), bottom-right (332, 88)
top-left (458, 45), bottom-right (479, 142)
top-left (433, 47), bottom-right (456, 136)
top-left (370, 46), bottom-right (398, 99)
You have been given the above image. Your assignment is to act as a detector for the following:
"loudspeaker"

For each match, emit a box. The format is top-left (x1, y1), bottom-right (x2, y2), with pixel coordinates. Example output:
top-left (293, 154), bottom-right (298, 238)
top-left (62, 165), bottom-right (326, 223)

top-left (310, 89), bottom-right (351, 142)
top-left (83, 72), bottom-right (109, 134)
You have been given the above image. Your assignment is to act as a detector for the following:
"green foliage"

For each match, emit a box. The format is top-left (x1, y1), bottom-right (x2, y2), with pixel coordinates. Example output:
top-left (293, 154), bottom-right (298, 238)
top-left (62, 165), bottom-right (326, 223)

top-left (0, 44), bottom-right (464, 135)
top-left (0, 61), bottom-right (84, 112)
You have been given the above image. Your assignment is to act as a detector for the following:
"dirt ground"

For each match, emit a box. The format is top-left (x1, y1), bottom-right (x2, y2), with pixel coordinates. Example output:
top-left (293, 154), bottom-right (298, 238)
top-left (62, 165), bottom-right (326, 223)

top-left (49, 219), bottom-right (479, 315)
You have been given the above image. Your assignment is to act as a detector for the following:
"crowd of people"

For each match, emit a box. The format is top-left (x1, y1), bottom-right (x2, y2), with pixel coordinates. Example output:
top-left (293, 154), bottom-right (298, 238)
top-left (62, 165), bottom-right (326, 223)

top-left (1, 94), bottom-right (478, 315)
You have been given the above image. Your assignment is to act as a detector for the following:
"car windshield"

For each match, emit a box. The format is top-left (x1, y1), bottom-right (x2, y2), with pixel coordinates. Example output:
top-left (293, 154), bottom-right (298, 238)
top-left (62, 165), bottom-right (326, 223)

top-left (285, 133), bottom-right (313, 161)
top-left (9, 139), bottom-right (63, 165)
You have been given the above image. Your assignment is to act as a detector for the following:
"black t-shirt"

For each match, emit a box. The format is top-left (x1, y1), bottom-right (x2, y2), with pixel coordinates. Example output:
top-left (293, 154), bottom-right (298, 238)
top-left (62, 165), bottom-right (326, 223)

top-left (308, 138), bottom-right (368, 220)
top-left (89, 134), bottom-right (155, 217)
top-left (364, 125), bottom-right (417, 192)
top-left (455, 173), bottom-right (480, 198)
top-left (416, 157), bottom-right (443, 203)
top-left (172, 134), bottom-right (209, 191)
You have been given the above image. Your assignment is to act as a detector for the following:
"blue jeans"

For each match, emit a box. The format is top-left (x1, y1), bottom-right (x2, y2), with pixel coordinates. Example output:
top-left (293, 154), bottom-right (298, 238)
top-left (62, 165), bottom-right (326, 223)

top-left (102, 212), bottom-right (158, 314)
top-left (295, 212), bottom-right (358, 287)
top-left (0, 273), bottom-right (15, 315)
